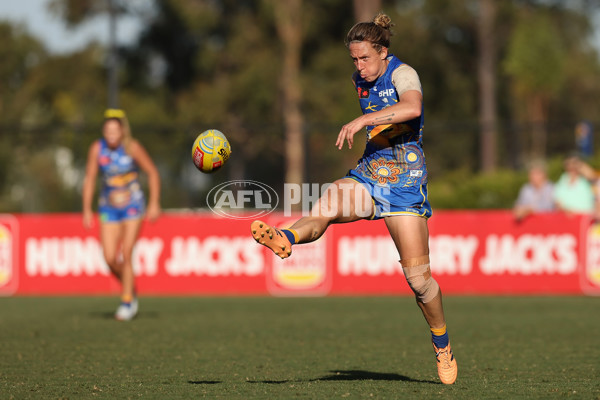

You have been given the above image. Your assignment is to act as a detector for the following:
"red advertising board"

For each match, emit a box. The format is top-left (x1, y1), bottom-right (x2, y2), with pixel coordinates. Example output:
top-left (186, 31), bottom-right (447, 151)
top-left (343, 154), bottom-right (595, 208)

top-left (1, 211), bottom-right (599, 296)
top-left (0, 215), bottom-right (19, 296)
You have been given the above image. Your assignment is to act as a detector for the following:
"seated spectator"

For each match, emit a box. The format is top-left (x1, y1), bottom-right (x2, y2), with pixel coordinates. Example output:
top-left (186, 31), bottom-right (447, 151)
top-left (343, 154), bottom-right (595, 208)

top-left (513, 160), bottom-right (555, 220)
top-left (574, 158), bottom-right (600, 220)
top-left (553, 154), bottom-right (595, 215)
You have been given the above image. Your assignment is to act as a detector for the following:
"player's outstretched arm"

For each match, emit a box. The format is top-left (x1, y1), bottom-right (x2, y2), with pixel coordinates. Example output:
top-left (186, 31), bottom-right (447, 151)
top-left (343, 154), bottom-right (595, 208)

top-left (336, 90), bottom-right (422, 150)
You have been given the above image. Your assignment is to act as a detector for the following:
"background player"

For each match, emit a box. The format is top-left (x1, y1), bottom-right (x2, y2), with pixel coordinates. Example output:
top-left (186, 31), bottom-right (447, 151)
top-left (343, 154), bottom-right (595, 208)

top-left (82, 109), bottom-right (161, 321)
top-left (251, 13), bottom-right (457, 384)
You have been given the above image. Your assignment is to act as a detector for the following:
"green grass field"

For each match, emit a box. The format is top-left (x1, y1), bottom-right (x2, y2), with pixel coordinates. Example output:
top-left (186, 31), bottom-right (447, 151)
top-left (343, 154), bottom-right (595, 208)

top-left (1, 296), bottom-right (599, 399)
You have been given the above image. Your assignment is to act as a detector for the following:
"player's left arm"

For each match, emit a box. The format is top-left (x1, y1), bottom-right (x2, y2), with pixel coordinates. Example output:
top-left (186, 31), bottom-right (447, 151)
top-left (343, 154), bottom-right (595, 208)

top-left (336, 90), bottom-right (422, 150)
top-left (336, 64), bottom-right (423, 150)
top-left (130, 140), bottom-right (161, 221)
top-left (361, 90), bottom-right (422, 126)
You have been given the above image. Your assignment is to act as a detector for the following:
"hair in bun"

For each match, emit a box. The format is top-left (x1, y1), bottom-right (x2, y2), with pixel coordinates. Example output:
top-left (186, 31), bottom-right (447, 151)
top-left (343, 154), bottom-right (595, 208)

top-left (345, 12), bottom-right (394, 51)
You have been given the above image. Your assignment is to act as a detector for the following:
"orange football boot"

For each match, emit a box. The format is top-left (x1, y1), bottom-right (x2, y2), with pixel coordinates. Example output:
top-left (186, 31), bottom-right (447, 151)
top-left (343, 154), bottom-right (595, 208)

top-left (433, 342), bottom-right (458, 384)
top-left (251, 220), bottom-right (292, 259)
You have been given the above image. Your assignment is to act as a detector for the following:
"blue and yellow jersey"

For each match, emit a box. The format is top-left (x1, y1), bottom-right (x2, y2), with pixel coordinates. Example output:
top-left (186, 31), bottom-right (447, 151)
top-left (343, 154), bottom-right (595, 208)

top-left (352, 54), bottom-right (426, 188)
top-left (97, 138), bottom-right (145, 211)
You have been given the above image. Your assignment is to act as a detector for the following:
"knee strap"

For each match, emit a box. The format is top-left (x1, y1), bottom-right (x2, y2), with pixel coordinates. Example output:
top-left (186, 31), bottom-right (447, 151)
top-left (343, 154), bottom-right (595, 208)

top-left (400, 255), bottom-right (439, 303)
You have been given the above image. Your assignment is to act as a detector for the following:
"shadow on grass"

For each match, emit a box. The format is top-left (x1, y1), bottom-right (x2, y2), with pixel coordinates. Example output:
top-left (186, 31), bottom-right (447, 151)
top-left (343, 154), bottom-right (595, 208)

top-left (88, 311), bottom-right (160, 320)
top-left (316, 370), bottom-right (439, 384)
top-left (188, 380), bottom-right (222, 385)
top-left (247, 370), bottom-right (439, 385)
top-left (89, 311), bottom-right (116, 319)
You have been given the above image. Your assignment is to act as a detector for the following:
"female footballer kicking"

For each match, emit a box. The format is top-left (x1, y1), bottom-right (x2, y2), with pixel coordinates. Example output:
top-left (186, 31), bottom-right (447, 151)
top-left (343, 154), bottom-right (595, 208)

top-left (251, 13), bottom-right (457, 384)
top-left (83, 109), bottom-right (161, 321)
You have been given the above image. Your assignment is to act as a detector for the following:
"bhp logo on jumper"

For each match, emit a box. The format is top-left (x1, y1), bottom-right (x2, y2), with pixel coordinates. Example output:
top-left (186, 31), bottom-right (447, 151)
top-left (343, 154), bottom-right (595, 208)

top-left (378, 88), bottom-right (395, 97)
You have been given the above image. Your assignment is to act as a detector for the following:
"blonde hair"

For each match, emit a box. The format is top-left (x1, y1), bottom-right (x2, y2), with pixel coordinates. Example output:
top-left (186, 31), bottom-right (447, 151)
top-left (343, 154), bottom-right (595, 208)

top-left (345, 12), bottom-right (394, 52)
top-left (104, 109), bottom-right (133, 154)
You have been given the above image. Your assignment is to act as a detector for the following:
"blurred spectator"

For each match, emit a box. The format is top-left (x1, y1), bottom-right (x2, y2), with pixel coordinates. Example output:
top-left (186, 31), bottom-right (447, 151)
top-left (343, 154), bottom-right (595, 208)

top-left (574, 158), bottom-right (600, 220)
top-left (575, 121), bottom-right (594, 158)
top-left (553, 154), bottom-right (595, 215)
top-left (513, 161), bottom-right (555, 220)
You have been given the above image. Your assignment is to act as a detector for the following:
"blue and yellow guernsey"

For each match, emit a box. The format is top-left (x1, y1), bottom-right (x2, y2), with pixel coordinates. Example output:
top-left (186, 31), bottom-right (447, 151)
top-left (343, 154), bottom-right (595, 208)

top-left (352, 54), bottom-right (426, 189)
top-left (346, 54), bottom-right (431, 219)
top-left (97, 138), bottom-right (145, 221)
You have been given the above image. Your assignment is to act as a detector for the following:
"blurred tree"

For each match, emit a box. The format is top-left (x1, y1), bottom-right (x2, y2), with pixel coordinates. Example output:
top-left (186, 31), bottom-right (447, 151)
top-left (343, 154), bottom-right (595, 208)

top-left (49, 0), bottom-right (128, 107)
top-left (0, 23), bottom-right (47, 210)
top-left (12, 47), bottom-right (107, 129)
top-left (504, 9), bottom-right (566, 160)
top-left (4, 0), bottom-right (599, 213)
top-left (0, 23), bottom-right (46, 123)
top-left (539, 1), bottom-right (600, 156)
top-left (409, 0), bottom-right (480, 174)
top-left (354, 0), bottom-right (381, 21)
top-left (299, 1), bottom-right (360, 182)
top-left (126, 0), bottom-right (200, 96)
top-left (3, 46), bottom-right (109, 212)
top-left (477, 0), bottom-right (498, 172)
top-left (48, 0), bottom-right (107, 25)
top-left (273, 0), bottom-right (304, 189)
top-left (114, 0), bottom-right (292, 204)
